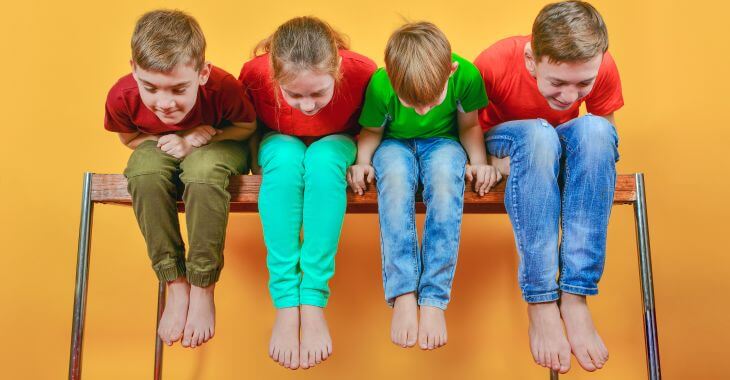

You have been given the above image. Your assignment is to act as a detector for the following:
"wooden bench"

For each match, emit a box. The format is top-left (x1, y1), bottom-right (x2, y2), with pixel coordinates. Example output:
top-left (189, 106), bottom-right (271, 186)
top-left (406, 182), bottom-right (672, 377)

top-left (69, 172), bottom-right (660, 380)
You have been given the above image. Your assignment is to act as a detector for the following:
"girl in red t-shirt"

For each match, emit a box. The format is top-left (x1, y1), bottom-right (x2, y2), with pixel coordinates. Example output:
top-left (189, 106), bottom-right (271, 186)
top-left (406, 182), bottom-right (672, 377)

top-left (239, 16), bottom-right (376, 370)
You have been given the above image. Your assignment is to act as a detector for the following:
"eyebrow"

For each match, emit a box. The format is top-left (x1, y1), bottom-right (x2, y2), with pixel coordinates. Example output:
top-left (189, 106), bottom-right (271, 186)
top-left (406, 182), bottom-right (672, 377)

top-left (546, 76), bottom-right (597, 83)
top-left (140, 79), bottom-right (191, 88)
top-left (284, 85), bottom-right (332, 96)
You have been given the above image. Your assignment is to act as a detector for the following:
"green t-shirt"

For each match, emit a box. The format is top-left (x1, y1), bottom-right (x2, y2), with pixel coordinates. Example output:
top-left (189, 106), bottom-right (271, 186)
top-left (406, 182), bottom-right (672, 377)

top-left (359, 53), bottom-right (488, 140)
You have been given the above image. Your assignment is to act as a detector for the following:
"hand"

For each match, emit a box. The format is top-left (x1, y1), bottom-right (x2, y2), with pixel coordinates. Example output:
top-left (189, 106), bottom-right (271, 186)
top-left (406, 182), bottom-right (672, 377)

top-left (157, 134), bottom-right (193, 159)
top-left (180, 125), bottom-right (221, 147)
top-left (465, 163), bottom-right (503, 196)
top-left (347, 163), bottom-right (375, 195)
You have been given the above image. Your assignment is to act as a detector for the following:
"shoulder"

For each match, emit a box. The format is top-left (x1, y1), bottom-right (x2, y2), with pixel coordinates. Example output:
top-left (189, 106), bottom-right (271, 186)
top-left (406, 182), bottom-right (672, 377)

top-left (239, 54), bottom-right (270, 84)
top-left (106, 73), bottom-right (137, 109)
top-left (474, 35), bottom-right (527, 70)
top-left (339, 49), bottom-right (377, 74)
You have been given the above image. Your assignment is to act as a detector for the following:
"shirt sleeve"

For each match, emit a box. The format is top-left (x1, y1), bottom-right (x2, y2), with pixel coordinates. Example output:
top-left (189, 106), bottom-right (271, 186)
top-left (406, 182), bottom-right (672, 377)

top-left (456, 60), bottom-right (489, 113)
top-left (585, 52), bottom-right (624, 116)
top-left (103, 88), bottom-right (136, 133)
top-left (219, 74), bottom-right (256, 124)
top-left (358, 70), bottom-right (391, 128)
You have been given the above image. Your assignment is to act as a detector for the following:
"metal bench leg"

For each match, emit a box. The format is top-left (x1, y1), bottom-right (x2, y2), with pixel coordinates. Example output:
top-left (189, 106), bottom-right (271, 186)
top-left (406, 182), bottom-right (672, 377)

top-left (154, 282), bottom-right (166, 380)
top-left (550, 369), bottom-right (559, 379)
top-left (633, 173), bottom-right (661, 380)
top-left (69, 172), bottom-right (94, 380)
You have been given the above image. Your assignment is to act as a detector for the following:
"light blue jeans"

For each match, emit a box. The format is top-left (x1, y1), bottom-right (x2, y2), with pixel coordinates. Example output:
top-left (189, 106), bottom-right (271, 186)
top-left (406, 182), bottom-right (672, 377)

top-left (485, 115), bottom-right (619, 303)
top-left (373, 137), bottom-right (467, 310)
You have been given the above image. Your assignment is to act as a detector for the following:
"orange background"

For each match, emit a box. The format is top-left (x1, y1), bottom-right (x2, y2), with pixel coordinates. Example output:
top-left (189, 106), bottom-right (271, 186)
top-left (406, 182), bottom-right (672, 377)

top-left (1, 0), bottom-right (728, 379)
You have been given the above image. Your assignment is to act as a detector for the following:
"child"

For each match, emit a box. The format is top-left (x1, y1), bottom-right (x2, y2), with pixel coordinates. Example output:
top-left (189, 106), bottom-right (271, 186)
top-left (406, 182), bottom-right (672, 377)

top-left (473, 1), bottom-right (622, 373)
top-left (239, 17), bottom-right (376, 370)
top-left (104, 10), bottom-right (256, 349)
top-left (347, 22), bottom-right (500, 351)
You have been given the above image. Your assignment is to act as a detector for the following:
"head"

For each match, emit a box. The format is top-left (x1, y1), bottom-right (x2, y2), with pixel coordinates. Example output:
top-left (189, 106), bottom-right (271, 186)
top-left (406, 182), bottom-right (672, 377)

top-left (385, 22), bottom-right (456, 116)
top-left (525, 1), bottom-right (609, 110)
top-left (255, 17), bottom-right (348, 116)
top-left (130, 9), bottom-right (210, 125)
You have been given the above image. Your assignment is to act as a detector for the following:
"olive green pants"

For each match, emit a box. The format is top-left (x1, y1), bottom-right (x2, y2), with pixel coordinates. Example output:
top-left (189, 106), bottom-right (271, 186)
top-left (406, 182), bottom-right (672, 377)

top-left (124, 140), bottom-right (249, 287)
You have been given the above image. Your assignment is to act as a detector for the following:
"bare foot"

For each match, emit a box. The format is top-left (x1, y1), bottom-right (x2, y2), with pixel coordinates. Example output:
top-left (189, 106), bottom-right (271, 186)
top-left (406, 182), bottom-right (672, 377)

top-left (181, 283), bottom-right (215, 348)
top-left (300, 305), bottom-right (332, 369)
top-left (418, 306), bottom-right (447, 350)
top-left (269, 307), bottom-right (300, 369)
top-left (391, 293), bottom-right (418, 348)
top-left (560, 293), bottom-right (609, 371)
top-left (157, 277), bottom-right (190, 346)
top-left (528, 302), bottom-right (571, 373)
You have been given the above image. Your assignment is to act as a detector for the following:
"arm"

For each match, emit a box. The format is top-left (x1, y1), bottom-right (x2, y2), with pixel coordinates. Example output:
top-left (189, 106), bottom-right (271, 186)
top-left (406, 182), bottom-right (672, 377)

top-left (118, 131), bottom-right (159, 149)
top-left (347, 126), bottom-right (384, 195)
top-left (209, 120), bottom-right (257, 143)
top-left (457, 110), bottom-right (502, 195)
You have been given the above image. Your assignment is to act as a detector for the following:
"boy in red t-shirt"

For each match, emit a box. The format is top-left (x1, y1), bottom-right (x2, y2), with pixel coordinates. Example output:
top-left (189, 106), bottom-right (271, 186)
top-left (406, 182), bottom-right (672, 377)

top-left (104, 10), bottom-right (255, 349)
top-left (473, 1), bottom-right (622, 374)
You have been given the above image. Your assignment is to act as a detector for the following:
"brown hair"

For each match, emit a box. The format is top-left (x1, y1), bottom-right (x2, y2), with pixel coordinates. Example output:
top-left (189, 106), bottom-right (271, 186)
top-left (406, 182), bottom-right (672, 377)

top-left (254, 16), bottom-right (349, 85)
top-left (131, 9), bottom-right (206, 72)
top-left (384, 21), bottom-right (452, 106)
top-left (532, 1), bottom-right (609, 63)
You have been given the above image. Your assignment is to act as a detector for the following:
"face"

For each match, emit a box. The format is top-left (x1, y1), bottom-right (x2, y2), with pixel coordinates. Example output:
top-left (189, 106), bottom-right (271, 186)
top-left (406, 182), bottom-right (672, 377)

top-left (131, 60), bottom-right (211, 125)
top-left (397, 61), bottom-right (458, 116)
top-left (525, 44), bottom-right (602, 111)
top-left (279, 70), bottom-right (336, 116)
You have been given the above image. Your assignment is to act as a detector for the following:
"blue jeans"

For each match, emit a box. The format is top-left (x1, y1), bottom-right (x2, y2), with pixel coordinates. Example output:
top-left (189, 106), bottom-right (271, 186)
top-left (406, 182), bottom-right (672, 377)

top-left (373, 137), bottom-right (467, 310)
top-left (485, 115), bottom-right (619, 303)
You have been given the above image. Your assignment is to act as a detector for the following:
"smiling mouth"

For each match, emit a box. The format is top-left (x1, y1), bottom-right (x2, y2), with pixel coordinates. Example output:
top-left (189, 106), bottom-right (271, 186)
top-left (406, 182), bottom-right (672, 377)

top-left (552, 99), bottom-right (573, 108)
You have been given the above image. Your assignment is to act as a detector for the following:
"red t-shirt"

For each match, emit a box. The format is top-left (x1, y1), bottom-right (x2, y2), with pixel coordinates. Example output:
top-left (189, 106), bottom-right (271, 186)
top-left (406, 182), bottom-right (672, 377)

top-left (239, 49), bottom-right (376, 137)
top-left (104, 66), bottom-right (255, 134)
top-left (474, 36), bottom-right (624, 131)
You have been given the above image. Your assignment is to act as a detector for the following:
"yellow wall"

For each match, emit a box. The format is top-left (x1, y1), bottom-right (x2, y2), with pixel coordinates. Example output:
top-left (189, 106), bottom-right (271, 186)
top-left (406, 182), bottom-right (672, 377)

top-left (2, 0), bottom-right (728, 378)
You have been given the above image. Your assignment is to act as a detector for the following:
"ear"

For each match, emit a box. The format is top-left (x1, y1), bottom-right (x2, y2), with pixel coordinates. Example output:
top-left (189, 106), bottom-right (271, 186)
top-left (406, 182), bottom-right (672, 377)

top-left (198, 61), bottom-right (212, 85)
top-left (524, 43), bottom-right (537, 78)
top-left (450, 61), bottom-right (459, 77)
top-left (130, 60), bottom-right (137, 79)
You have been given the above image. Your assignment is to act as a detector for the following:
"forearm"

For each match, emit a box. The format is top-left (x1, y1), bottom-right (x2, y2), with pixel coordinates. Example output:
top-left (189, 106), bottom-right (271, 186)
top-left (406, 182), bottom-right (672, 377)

top-left (118, 132), bottom-right (159, 149)
top-left (210, 121), bottom-right (257, 142)
top-left (458, 123), bottom-right (488, 165)
top-left (355, 127), bottom-right (384, 164)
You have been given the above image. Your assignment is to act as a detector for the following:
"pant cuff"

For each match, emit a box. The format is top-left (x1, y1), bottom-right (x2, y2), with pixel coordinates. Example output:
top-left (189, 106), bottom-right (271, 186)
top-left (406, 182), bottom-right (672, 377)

top-left (186, 268), bottom-right (222, 288)
top-left (523, 291), bottom-right (560, 303)
top-left (301, 297), bottom-right (327, 308)
top-left (273, 296), bottom-right (300, 309)
top-left (559, 284), bottom-right (599, 296)
top-left (154, 260), bottom-right (186, 283)
top-left (418, 298), bottom-right (448, 310)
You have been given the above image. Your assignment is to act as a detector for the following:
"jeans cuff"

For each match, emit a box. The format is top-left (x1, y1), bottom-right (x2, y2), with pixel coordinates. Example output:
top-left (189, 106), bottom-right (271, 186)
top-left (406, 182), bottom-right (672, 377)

top-left (523, 290), bottom-right (560, 303)
top-left (186, 268), bottom-right (222, 288)
top-left (154, 260), bottom-right (186, 283)
top-left (559, 283), bottom-right (599, 296)
top-left (418, 298), bottom-right (448, 310)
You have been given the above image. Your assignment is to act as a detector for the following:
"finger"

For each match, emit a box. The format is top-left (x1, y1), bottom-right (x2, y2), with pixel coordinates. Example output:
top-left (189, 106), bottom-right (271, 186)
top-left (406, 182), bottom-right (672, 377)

top-left (485, 170), bottom-right (497, 193)
top-left (476, 169), bottom-right (487, 194)
top-left (366, 168), bottom-right (374, 184)
top-left (465, 167), bottom-right (473, 182)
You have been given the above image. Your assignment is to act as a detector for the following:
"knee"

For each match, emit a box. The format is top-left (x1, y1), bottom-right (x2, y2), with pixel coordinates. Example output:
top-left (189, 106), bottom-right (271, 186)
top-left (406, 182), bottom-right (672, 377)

top-left (563, 115), bottom-right (618, 160)
top-left (180, 158), bottom-right (231, 186)
top-left (520, 119), bottom-right (561, 170)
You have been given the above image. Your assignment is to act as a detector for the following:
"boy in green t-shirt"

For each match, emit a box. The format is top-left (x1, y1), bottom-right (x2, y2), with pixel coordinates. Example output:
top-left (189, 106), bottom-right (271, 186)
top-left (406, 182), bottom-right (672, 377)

top-left (347, 22), bottom-right (500, 351)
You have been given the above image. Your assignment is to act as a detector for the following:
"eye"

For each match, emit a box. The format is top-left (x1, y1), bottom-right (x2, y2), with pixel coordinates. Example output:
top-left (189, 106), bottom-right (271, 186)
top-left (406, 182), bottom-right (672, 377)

top-left (550, 82), bottom-right (563, 87)
top-left (172, 88), bottom-right (186, 95)
top-left (144, 87), bottom-right (157, 93)
top-left (578, 81), bottom-right (593, 88)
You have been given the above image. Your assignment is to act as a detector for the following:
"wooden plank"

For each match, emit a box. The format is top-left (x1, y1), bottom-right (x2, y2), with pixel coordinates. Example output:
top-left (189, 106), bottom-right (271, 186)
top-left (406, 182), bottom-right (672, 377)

top-left (91, 173), bottom-right (637, 214)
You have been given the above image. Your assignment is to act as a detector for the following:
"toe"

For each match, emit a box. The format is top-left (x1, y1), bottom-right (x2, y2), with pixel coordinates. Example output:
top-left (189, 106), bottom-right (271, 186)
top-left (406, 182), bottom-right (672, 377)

top-left (290, 351), bottom-right (300, 369)
top-left (575, 350), bottom-right (597, 372)
top-left (558, 348), bottom-right (571, 373)
top-left (550, 351), bottom-right (560, 371)
top-left (315, 349), bottom-right (322, 364)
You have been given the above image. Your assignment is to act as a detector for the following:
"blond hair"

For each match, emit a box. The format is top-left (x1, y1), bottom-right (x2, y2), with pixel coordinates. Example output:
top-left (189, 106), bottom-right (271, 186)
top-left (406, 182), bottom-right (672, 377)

top-left (532, 1), bottom-right (609, 63)
top-left (131, 9), bottom-right (206, 72)
top-left (384, 22), bottom-right (452, 107)
top-left (254, 16), bottom-right (349, 85)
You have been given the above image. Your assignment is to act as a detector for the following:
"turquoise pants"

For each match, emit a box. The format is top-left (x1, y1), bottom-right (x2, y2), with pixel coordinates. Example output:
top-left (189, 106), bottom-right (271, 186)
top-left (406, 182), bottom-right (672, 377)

top-left (258, 133), bottom-right (356, 308)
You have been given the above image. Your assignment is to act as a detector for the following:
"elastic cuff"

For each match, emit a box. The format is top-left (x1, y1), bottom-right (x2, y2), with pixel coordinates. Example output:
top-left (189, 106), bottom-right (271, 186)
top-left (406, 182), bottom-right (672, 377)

top-left (559, 283), bottom-right (599, 296)
top-left (154, 260), bottom-right (186, 283)
top-left (300, 289), bottom-right (328, 308)
top-left (523, 290), bottom-right (560, 304)
top-left (186, 268), bottom-right (222, 288)
top-left (273, 296), bottom-right (300, 309)
top-left (418, 298), bottom-right (448, 310)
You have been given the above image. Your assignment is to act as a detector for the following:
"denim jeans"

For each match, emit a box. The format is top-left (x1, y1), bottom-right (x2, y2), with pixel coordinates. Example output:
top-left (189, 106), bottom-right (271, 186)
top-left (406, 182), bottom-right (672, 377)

top-left (485, 115), bottom-right (619, 303)
top-left (372, 137), bottom-right (467, 310)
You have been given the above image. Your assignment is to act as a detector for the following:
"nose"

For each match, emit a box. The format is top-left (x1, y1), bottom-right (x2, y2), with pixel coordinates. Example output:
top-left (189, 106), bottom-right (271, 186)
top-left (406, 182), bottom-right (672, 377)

top-left (415, 105), bottom-right (430, 115)
top-left (558, 88), bottom-right (579, 105)
top-left (156, 97), bottom-right (176, 110)
top-left (300, 99), bottom-right (316, 112)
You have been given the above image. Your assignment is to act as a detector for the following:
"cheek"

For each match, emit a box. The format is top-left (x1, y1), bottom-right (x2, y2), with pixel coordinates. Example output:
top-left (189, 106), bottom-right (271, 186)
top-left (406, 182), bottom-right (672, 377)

top-left (538, 81), bottom-right (561, 97)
